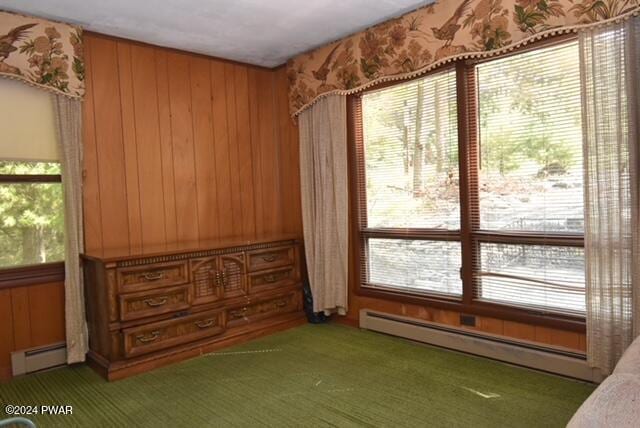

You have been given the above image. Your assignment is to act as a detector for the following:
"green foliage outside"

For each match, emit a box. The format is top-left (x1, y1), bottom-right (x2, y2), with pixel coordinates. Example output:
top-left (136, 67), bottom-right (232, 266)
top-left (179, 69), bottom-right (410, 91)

top-left (0, 161), bottom-right (64, 268)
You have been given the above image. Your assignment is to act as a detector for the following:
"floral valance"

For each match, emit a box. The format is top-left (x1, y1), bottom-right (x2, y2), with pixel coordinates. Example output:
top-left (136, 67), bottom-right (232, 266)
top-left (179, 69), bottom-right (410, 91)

top-left (0, 10), bottom-right (84, 99)
top-left (287, 0), bottom-right (640, 116)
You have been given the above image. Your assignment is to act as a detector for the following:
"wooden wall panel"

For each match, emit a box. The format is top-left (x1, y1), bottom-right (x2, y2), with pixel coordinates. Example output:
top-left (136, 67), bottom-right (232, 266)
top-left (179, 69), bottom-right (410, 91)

top-left (248, 68), bottom-right (265, 236)
top-left (234, 66), bottom-right (257, 239)
top-left (224, 64), bottom-right (244, 237)
top-left (117, 41), bottom-right (143, 252)
top-left (82, 33), bottom-right (301, 253)
top-left (256, 70), bottom-right (282, 235)
top-left (0, 282), bottom-right (65, 380)
top-left (82, 36), bottom-right (103, 253)
top-left (167, 52), bottom-right (200, 243)
top-left (88, 36), bottom-right (130, 251)
top-left (0, 289), bottom-right (15, 379)
top-left (210, 61), bottom-right (234, 238)
top-left (155, 50), bottom-right (179, 244)
top-left (130, 44), bottom-right (167, 248)
top-left (27, 282), bottom-right (65, 347)
top-left (190, 56), bottom-right (219, 241)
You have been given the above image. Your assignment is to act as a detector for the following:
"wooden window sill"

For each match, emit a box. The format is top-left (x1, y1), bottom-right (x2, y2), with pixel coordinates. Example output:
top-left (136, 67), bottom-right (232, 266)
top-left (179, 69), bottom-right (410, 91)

top-left (0, 261), bottom-right (65, 289)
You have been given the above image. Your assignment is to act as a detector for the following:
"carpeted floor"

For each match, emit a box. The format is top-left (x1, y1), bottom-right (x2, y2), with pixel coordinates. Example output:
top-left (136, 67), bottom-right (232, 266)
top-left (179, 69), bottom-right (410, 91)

top-left (0, 324), bottom-right (594, 427)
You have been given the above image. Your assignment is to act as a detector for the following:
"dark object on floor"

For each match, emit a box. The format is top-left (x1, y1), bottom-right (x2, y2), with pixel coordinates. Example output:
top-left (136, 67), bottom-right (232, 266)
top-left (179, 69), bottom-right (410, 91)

top-left (303, 278), bottom-right (327, 323)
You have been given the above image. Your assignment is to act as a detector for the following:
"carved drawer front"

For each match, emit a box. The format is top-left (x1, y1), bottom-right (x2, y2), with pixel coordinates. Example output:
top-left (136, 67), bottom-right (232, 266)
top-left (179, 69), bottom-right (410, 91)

top-left (122, 310), bottom-right (225, 358)
top-left (227, 291), bottom-right (300, 329)
top-left (220, 253), bottom-right (247, 299)
top-left (249, 266), bottom-right (298, 294)
top-left (117, 261), bottom-right (189, 293)
top-left (247, 246), bottom-right (295, 272)
top-left (190, 257), bottom-right (222, 305)
top-left (118, 285), bottom-right (191, 322)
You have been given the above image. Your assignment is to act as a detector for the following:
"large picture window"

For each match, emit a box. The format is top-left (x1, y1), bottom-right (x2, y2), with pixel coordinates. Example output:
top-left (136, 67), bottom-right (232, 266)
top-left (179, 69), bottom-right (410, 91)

top-left (353, 38), bottom-right (585, 323)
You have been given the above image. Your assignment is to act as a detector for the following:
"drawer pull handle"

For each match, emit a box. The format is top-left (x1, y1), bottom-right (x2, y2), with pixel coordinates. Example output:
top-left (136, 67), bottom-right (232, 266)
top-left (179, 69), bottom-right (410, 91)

top-left (230, 308), bottom-right (247, 318)
top-left (142, 272), bottom-right (165, 281)
top-left (262, 254), bottom-right (277, 262)
top-left (263, 274), bottom-right (279, 283)
top-left (275, 300), bottom-right (287, 308)
top-left (144, 297), bottom-right (168, 307)
top-left (136, 331), bottom-right (161, 343)
top-left (194, 319), bottom-right (215, 329)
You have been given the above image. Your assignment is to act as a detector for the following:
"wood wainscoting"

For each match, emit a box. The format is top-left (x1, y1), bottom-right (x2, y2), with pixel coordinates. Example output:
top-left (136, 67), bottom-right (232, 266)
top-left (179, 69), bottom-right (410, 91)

top-left (0, 281), bottom-right (65, 380)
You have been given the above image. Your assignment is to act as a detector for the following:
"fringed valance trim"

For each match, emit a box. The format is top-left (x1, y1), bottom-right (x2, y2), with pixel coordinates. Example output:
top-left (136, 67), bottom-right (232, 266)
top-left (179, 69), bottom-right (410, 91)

top-left (0, 10), bottom-right (84, 99)
top-left (288, 0), bottom-right (640, 117)
top-left (0, 71), bottom-right (83, 100)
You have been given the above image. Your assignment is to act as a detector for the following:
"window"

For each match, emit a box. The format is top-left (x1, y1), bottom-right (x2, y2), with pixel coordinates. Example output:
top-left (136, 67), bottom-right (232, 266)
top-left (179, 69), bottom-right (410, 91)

top-left (474, 41), bottom-right (584, 315)
top-left (353, 38), bottom-right (585, 321)
top-left (0, 78), bottom-right (64, 270)
top-left (0, 162), bottom-right (64, 268)
top-left (358, 69), bottom-right (461, 296)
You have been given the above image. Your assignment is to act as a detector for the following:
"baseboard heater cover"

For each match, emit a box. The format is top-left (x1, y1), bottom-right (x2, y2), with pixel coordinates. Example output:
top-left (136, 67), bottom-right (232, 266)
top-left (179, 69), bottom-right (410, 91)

top-left (359, 309), bottom-right (602, 383)
top-left (11, 342), bottom-right (67, 377)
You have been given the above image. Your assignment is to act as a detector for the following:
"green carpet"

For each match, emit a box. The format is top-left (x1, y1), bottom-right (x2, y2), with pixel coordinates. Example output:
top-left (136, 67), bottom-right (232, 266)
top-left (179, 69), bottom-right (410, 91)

top-left (0, 324), bottom-right (594, 427)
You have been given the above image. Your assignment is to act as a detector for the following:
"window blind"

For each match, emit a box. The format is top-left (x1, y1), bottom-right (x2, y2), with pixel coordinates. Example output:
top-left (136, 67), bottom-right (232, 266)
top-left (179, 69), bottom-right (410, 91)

top-left (361, 69), bottom-right (459, 230)
top-left (473, 41), bottom-right (586, 315)
top-left (476, 41), bottom-right (583, 233)
top-left (0, 78), bottom-right (59, 162)
top-left (359, 69), bottom-right (461, 296)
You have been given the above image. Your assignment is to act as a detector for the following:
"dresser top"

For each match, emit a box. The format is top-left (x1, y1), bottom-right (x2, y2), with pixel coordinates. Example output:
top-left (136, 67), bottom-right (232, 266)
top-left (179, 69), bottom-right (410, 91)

top-left (81, 234), bottom-right (301, 263)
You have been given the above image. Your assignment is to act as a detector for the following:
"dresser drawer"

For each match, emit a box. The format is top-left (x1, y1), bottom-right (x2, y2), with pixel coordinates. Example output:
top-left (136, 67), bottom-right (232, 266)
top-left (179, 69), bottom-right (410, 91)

top-left (118, 285), bottom-right (191, 322)
top-left (117, 261), bottom-right (189, 293)
top-left (227, 291), bottom-right (301, 328)
top-left (249, 266), bottom-right (298, 294)
top-left (122, 310), bottom-right (224, 358)
top-left (247, 246), bottom-right (295, 272)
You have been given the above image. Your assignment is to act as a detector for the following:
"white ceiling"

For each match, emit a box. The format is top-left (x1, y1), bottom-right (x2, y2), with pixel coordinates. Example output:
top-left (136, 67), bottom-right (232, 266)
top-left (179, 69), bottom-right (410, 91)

top-left (0, 0), bottom-right (432, 67)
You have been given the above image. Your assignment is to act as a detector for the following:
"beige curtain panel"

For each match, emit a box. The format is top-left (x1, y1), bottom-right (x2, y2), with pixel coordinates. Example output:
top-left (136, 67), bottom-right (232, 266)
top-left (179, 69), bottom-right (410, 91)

top-left (580, 16), bottom-right (640, 374)
top-left (52, 94), bottom-right (88, 364)
top-left (299, 95), bottom-right (349, 315)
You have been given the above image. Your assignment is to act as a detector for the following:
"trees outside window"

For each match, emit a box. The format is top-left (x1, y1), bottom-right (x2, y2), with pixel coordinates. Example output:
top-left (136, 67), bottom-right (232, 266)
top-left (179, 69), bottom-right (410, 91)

top-left (0, 161), bottom-right (64, 268)
top-left (354, 39), bottom-right (585, 319)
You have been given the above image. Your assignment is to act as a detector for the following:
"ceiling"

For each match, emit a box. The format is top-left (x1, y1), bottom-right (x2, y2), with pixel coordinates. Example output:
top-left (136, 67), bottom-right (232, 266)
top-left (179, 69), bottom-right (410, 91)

top-left (0, 0), bottom-right (432, 67)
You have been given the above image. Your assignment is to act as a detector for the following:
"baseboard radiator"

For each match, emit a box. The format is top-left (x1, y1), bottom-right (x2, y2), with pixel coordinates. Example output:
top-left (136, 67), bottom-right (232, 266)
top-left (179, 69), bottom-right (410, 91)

top-left (360, 309), bottom-right (602, 383)
top-left (11, 342), bottom-right (66, 377)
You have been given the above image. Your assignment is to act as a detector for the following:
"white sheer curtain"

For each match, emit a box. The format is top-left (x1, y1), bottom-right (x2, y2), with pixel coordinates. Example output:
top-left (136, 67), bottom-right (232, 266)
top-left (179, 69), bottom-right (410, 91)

top-left (52, 95), bottom-right (88, 364)
top-left (580, 16), bottom-right (640, 374)
top-left (298, 95), bottom-right (348, 315)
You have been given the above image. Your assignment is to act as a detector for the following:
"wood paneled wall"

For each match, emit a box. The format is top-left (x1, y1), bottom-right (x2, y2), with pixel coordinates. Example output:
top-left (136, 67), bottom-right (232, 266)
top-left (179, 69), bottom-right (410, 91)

top-left (82, 33), bottom-right (301, 254)
top-left (0, 282), bottom-right (65, 379)
top-left (1, 33), bottom-right (302, 380)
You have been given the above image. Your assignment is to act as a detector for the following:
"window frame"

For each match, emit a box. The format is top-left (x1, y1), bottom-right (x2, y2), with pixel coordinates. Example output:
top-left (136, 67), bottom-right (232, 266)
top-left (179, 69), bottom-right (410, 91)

top-left (348, 35), bottom-right (585, 333)
top-left (0, 166), bottom-right (65, 284)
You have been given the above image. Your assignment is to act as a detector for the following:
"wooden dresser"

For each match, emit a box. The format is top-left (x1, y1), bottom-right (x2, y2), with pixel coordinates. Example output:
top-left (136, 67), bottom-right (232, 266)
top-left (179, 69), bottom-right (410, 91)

top-left (82, 236), bottom-right (304, 380)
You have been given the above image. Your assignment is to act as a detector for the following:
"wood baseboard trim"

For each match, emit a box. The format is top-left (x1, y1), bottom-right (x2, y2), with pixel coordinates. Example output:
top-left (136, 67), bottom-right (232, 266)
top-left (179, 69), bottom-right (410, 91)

top-left (88, 313), bottom-right (307, 381)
